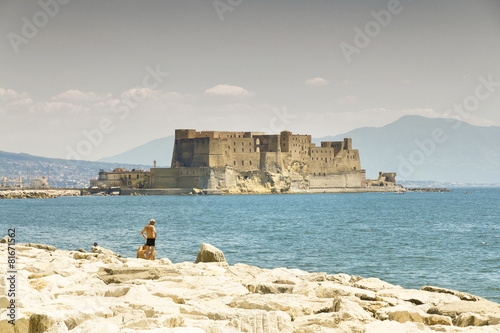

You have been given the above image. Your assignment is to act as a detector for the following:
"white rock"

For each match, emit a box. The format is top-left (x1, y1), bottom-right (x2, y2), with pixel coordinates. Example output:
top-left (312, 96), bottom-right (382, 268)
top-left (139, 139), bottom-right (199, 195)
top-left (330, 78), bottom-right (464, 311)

top-left (195, 243), bottom-right (227, 263)
top-left (377, 288), bottom-right (461, 306)
top-left (316, 282), bottom-right (376, 300)
top-left (229, 293), bottom-right (332, 319)
top-left (353, 277), bottom-right (403, 292)
top-left (333, 297), bottom-right (374, 322)
top-left (365, 320), bottom-right (433, 332)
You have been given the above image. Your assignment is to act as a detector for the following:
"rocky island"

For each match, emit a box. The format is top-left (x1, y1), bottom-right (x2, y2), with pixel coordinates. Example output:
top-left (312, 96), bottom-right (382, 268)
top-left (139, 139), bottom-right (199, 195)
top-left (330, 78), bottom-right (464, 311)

top-left (1, 241), bottom-right (499, 332)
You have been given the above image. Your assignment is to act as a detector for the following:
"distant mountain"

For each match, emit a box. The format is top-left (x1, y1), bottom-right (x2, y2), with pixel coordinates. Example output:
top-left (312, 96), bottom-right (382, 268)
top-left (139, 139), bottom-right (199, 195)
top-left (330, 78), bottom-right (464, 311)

top-left (314, 115), bottom-right (500, 183)
top-left (98, 136), bottom-right (174, 167)
top-left (0, 151), bottom-right (151, 188)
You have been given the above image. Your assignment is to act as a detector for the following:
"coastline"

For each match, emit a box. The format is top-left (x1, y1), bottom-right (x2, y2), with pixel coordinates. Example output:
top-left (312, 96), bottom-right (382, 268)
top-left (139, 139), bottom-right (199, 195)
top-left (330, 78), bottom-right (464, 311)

top-left (0, 185), bottom-right (456, 199)
top-left (1, 242), bottom-right (499, 332)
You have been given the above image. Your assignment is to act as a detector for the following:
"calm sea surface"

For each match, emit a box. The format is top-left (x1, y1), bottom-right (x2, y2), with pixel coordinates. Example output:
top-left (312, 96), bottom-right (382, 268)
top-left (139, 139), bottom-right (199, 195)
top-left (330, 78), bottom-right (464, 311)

top-left (1, 188), bottom-right (499, 302)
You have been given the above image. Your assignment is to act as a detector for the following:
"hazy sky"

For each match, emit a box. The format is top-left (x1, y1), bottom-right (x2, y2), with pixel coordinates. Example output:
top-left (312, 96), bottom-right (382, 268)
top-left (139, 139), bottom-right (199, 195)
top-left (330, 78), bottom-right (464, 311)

top-left (1, 0), bottom-right (499, 161)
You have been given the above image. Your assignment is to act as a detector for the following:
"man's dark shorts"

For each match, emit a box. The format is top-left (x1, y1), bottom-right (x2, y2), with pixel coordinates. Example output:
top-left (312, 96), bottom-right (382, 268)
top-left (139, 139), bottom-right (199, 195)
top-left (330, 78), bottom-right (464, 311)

top-left (146, 238), bottom-right (156, 246)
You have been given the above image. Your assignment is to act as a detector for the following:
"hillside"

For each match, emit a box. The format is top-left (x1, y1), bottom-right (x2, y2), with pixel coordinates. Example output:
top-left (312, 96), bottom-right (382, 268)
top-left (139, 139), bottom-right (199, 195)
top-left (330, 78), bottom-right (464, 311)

top-left (316, 115), bottom-right (500, 184)
top-left (0, 151), bottom-right (152, 188)
top-left (98, 136), bottom-right (174, 167)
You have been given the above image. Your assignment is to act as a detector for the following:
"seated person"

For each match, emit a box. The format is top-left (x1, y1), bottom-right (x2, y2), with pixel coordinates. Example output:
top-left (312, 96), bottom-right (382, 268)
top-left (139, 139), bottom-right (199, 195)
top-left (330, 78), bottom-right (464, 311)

top-left (137, 245), bottom-right (156, 260)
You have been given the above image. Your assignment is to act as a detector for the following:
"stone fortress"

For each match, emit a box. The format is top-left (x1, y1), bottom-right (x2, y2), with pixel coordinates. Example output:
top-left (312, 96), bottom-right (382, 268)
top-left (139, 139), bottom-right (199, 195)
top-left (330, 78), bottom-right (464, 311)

top-left (149, 129), bottom-right (398, 194)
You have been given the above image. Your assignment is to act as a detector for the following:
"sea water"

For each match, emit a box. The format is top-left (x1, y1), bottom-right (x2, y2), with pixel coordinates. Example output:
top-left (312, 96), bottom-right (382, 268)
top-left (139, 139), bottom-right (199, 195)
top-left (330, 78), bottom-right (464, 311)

top-left (1, 188), bottom-right (499, 302)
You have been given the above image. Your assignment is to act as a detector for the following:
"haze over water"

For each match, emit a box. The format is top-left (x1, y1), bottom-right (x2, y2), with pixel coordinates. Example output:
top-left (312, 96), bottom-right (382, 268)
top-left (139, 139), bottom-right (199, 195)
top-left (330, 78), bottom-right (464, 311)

top-left (1, 188), bottom-right (499, 303)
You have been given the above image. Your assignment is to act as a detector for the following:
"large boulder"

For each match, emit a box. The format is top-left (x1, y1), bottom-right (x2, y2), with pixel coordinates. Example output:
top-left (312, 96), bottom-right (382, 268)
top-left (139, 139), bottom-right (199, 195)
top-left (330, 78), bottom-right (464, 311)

top-left (195, 243), bottom-right (227, 263)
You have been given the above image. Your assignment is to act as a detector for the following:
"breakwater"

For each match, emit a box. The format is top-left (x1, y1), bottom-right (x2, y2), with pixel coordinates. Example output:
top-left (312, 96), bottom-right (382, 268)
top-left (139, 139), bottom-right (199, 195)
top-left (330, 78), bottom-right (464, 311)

top-left (0, 189), bottom-right (81, 199)
top-left (1, 242), bottom-right (499, 332)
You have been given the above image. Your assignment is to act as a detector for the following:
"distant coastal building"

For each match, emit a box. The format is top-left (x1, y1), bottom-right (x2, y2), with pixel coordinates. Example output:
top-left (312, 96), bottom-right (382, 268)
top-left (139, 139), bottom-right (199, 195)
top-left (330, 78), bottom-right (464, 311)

top-left (31, 176), bottom-right (49, 189)
top-left (90, 168), bottom-right (150, 189)
top-left (147, 129), bottom-right (396, 193)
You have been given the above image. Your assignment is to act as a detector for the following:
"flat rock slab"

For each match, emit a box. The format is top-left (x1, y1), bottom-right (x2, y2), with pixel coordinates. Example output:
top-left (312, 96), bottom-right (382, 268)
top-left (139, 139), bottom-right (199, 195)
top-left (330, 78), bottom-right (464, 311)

top-left (97, 266), bottom-right (180, 284)
top-left (428, 300), bottom-right (500, 318)
top-left (19, 243), bottom-right (56, 251)
top-left (421, 285), bottom-right (487, 302)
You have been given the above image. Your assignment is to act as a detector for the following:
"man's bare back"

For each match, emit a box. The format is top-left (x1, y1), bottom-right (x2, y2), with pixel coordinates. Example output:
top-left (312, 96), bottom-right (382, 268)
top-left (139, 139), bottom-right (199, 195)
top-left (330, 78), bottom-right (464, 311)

top-left (141, 219), bottom-right (157, 260)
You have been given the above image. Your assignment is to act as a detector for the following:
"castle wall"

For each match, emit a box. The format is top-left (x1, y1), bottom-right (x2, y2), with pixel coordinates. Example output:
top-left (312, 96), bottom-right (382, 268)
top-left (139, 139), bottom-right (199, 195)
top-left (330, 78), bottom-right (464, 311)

top-left (309, 171), bottom-right (363, 189)
top-left (157, 129), bottom-right (375, 193)
top-left (150, 168), bottom-right (179, 188)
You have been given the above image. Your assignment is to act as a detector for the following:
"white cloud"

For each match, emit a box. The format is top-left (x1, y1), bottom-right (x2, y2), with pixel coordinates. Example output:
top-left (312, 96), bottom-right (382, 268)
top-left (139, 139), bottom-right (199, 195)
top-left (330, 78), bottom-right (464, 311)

top-left (0, 88), bottom-right (29, 100)
top-left (305, 77), bottom-right (330, 87)
top-left (52, 90), bottom-right (111, 102)
top-left (8, 97), bottom-right (33, 107)
top-left (204, 84), bottom-right (254, 97)
top-left (336, 95), bottom-right (357, 104)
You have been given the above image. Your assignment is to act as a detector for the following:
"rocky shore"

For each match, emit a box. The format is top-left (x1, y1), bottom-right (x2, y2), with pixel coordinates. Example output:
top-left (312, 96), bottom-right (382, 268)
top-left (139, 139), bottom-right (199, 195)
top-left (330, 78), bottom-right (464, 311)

top-left (1, 242), bottom-right (499, 332)
top-left (0, 190), bottom-right (81, 199)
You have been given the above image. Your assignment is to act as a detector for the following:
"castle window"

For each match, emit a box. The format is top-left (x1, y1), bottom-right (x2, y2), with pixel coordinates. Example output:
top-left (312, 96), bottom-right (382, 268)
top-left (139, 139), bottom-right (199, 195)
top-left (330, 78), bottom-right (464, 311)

top-left (137, 175), bottom-right (139, 179)
top-left (242, 161), bottom-right (244, 166)
top-left (228, 146), bottom-right (230, 149)
top-left (249, 142), bottom-right (251, 146)
top-left (234, 148), bottom-right (236, 152)
top-left (250, 160), bottom-right (252, 165)
top-left (242, 149), bottom-right (244, 152)
top-left (242, 142), bottom-right (244, 145)
top-left (234, 142), bottom-right (236, 145)
top-left (249, 149), bottom-right (251, 152)
top-left (225, 151), bottom-right (227, 155)
top-left (234, 161), bottom-right (236, 165)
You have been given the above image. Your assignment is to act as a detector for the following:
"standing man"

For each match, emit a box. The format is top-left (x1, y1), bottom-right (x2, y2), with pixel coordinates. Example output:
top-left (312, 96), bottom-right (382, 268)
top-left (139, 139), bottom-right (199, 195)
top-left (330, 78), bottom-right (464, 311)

top-left (141, 219), bottom-right (157, 260)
